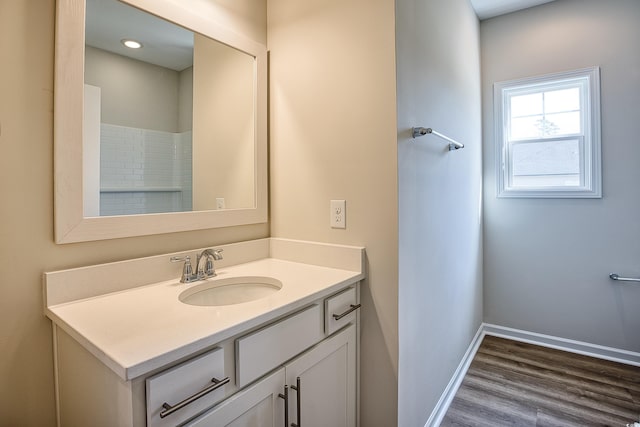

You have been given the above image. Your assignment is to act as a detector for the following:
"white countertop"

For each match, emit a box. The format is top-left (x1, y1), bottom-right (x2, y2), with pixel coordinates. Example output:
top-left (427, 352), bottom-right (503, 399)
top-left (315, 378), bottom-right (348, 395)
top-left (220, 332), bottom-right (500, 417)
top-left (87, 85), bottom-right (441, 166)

top-left (46, 257), bottom-right (363, 381)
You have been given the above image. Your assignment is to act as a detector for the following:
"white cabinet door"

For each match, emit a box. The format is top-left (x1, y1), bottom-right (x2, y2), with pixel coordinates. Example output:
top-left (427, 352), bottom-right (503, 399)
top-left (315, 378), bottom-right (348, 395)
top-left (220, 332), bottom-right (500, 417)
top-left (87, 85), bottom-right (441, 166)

top-left (186, 369), bottom-right (286, 427)
top-left (285, 324), bottom-right (357, 427)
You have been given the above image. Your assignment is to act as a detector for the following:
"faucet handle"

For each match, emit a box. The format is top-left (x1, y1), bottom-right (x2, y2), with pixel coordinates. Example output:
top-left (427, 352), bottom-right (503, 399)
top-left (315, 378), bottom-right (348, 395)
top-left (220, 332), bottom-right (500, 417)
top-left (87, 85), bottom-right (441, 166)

top-left (212, 248), bottom-right (224, 260)
top-left (170, 255), bottom-right (197, 283)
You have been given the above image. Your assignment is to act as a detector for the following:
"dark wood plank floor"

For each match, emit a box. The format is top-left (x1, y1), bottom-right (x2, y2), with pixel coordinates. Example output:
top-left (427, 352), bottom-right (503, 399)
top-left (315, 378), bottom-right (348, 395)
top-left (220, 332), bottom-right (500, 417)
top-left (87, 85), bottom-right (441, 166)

top-left (440, 335), bottom-right (640, 427)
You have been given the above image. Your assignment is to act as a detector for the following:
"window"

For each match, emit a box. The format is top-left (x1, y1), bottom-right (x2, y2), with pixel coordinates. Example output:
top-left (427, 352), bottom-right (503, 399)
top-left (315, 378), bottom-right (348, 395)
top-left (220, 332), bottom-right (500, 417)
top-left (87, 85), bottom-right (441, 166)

top-left (494, 67), bottom-right (601, 198)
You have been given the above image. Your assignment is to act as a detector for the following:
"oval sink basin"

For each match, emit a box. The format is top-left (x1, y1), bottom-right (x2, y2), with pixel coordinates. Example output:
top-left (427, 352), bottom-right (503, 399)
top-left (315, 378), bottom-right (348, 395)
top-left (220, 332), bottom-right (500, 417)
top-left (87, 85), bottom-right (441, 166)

top-left (179, 276), bottom-right (282, 307)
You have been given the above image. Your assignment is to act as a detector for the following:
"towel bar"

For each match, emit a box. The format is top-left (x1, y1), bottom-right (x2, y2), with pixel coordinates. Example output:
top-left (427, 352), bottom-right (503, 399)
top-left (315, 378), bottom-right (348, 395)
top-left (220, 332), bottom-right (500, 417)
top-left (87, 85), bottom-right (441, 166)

top-left (411, 127), bottom-right (464, 151)
top-left (609, 273), bottom-right (640, 283)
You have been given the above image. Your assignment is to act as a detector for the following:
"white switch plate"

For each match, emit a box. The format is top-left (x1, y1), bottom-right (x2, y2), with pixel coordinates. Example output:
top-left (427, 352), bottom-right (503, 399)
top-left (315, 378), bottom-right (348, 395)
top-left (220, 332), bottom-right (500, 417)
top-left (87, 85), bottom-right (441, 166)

top-left (216, 198), bottom-right (225, 209)
top-left (330, 200), bottom-right (346, 229)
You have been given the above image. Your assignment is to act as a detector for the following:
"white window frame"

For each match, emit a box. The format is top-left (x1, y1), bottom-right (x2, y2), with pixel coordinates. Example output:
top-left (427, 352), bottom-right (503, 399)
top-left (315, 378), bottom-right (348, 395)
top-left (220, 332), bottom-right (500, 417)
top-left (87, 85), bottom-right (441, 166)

top-left (494, 67), bottom-right (602, 198)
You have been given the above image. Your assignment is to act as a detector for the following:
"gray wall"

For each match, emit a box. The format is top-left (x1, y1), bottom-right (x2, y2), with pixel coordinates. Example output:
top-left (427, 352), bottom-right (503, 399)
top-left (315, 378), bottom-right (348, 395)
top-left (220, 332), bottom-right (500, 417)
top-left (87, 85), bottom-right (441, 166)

top-left (85, 46), bottom-right (182, 133)
top-left (396, 0), bottom-right (483, 425)
top-left (482, 0), bottom-right (640, 352)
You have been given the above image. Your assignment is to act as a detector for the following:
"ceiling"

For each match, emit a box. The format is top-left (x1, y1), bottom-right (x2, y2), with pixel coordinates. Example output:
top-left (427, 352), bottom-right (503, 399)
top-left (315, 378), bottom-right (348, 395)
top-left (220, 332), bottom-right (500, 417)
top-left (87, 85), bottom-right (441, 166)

top-left (470, 0), bottom-right (557, 20)
top-left (86, 0), bottom-right (556, 70)
top-left (85, 0), bottom-right (194, 71)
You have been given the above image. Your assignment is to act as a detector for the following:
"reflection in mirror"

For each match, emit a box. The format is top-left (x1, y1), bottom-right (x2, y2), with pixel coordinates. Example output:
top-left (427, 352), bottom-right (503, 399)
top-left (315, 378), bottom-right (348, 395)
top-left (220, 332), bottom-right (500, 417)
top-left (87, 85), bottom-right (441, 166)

top-left (54, 0), bottom-right (267, 243)
top-left (84, 0), bottom-right (255, 217)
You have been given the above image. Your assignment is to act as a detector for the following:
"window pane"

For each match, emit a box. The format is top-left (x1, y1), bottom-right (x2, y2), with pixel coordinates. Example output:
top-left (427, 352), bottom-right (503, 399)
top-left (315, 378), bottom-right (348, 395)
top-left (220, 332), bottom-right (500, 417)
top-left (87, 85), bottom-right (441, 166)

top-left (545, 111), bottom-right (581, 135)
top-left (544, 87), bottom-right (580, 114)
top-left (511, 115), bottom-right (543, 139)
top-left (496, 67), bottom-right (600, 197)
top-left (511, 93), bottom-right (543, 118)
top-left (511, 138), bottom-right (580, 187)
top-left (532, 117), bottom-right (560, 137)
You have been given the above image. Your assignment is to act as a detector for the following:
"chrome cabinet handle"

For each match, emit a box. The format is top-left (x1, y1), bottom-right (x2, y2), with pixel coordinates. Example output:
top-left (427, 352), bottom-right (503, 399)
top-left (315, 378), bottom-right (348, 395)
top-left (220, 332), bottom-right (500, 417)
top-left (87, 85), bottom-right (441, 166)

top-left (159, 376), bottom-right (230, 419)
top-left (290, 377), bottom-right (301, 427)
top-left (279, 385), bottom-right (289, 427)
top-left (332, 304), bottom-right (361, 321)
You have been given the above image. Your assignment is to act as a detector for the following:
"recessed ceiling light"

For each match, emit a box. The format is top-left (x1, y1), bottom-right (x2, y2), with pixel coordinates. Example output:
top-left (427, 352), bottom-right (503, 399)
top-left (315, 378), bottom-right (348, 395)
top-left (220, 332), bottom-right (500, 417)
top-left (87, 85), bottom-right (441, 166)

top-left (121, 39), bottom-right (143, 49)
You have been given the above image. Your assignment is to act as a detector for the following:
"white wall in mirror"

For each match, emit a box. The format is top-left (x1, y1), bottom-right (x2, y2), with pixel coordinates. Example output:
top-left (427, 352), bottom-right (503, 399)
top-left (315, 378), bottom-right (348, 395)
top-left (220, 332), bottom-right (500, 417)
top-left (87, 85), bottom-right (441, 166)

top-left (54, 0), bottom-right (268, 243)
top-left (83, 84), bottom-right (102, 217)
top-left (193, 34), bottom-right (255, 211)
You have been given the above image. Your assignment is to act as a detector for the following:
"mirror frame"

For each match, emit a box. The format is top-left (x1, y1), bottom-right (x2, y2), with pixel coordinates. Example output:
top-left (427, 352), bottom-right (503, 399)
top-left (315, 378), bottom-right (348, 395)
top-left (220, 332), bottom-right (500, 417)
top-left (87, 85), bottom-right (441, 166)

top-left (54, 0), bottom-right (268, 243)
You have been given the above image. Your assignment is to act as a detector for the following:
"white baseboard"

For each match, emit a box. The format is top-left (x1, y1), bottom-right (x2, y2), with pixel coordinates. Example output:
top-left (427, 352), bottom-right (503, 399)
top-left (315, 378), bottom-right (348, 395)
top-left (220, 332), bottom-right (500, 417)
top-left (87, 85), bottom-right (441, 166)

top-left (482, 323), bottom-right (640, 367)
top-left (425, 323), bottom-right (640, 427)
top-left (424, 324), bottom-right (485, 427)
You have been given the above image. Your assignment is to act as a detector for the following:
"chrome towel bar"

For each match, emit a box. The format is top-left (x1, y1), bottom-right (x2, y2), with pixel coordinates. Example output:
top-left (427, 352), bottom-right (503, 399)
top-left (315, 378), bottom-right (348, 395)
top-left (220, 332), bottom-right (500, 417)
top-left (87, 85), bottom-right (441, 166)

top-left (412, 127), bottom-right (464, 151)
top-left (609, 273), bottom-right (640, 283)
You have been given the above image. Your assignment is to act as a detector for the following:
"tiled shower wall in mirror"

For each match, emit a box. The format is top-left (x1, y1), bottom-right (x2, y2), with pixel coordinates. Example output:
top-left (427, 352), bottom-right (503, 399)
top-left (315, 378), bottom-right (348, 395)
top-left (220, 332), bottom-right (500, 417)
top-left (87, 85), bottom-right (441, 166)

top-left (99, 124), bottom-right (192, 215)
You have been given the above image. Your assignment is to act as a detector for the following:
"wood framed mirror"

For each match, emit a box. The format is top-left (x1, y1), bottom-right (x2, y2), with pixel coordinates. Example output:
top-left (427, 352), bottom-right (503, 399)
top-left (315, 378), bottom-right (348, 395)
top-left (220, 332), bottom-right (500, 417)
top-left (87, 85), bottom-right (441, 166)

top-left (54, 0), bottom-right (268, 243)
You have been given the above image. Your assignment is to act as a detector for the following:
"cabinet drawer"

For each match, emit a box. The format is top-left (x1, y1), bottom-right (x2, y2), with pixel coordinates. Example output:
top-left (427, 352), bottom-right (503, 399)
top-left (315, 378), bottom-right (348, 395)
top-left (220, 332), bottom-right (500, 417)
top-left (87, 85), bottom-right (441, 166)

top-left (185, 368), bottom-right (286, 426)
top-left (146, 347), bottom-right (227, 427)
top-left (236, 304), bottom-right (323, 387)
top-left (325, 286), bottom-right (359, 335)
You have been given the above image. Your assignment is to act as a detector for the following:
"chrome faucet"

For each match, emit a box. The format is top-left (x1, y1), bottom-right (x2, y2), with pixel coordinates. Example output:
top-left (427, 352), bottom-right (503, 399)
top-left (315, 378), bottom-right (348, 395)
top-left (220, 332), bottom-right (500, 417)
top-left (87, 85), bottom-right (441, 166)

top-left (171, 249), bottom-right (224, 283)
top-left (196, 248), bottom-right (224, 279)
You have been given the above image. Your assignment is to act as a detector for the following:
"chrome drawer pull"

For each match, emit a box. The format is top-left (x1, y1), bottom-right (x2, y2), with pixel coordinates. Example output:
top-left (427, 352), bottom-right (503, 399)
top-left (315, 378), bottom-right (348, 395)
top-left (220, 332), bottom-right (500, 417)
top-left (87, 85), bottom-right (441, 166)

top-left (159, 376), bottom-right (230, 419)
top-left (332, 304), bottom-right (361, 321)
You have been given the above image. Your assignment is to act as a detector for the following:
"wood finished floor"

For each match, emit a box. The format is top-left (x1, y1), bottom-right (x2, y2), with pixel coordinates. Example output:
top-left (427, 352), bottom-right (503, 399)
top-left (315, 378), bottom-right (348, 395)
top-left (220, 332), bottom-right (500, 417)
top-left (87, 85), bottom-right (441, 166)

top-left (440, 336), bottom-right (640, 427)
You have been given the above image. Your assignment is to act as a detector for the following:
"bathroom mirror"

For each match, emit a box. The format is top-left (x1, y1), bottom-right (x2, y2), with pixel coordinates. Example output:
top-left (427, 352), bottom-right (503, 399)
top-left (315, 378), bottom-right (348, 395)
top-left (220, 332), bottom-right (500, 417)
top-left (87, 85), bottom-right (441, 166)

top-left (54, 0), bottom-right (267, 243)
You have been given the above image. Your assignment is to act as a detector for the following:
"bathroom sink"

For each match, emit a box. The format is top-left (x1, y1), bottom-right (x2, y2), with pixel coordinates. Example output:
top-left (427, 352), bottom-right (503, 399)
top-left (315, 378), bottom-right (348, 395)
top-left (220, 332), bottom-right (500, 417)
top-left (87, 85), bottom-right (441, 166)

top-left (179, 276), bottom-right (283, 306)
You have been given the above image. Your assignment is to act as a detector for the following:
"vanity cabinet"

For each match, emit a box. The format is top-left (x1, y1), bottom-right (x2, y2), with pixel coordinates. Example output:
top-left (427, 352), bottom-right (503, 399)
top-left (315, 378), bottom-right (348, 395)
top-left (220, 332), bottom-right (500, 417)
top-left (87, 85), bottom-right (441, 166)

top-left (51, 283), bottom-right (360, 427)
top-left (189, 324), bottom-right (357, 427)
